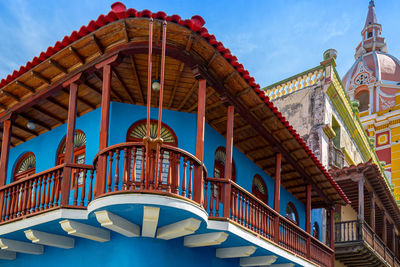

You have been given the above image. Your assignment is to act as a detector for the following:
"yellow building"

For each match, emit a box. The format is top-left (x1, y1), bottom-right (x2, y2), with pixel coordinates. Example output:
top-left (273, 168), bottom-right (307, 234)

top-left (342, 0), bottom-right (400, 200)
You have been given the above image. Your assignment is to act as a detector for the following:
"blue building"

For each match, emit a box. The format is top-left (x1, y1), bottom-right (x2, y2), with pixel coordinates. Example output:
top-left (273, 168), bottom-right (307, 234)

top-left (0, 2), bottom-right (348, 266)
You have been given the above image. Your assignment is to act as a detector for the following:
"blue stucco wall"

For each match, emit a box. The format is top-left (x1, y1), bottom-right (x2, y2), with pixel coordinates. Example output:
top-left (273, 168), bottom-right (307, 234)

top-left (3, 233), bottom-right (238, 267)
top-left (6, 102), bottom-right (314, 231)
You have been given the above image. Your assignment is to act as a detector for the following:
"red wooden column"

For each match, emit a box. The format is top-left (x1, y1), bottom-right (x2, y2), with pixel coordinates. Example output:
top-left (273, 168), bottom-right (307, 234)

top-left (392, 225), bottom-right (396, 253)
top-left (193, 78), bottom-right (206, 204)
top-left (273, 152), bottom-right (282, 243)
top-left (95, 55), bottom-right (119, 196)
top-left (383, 212), bottom-right (387, 244)
top-left (306, 184), bottom-right (312, 259)
top-left (223, 105), bottom-right (234, 218)
top-left (60, 75), bottom-right (80, 206)
top-left (0, 114), bottom-right (14, 186)
top-left (358, 177), bottom-right (364, 221)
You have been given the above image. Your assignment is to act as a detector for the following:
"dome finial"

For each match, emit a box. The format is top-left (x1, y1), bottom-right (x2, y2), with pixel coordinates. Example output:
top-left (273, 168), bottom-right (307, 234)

top-left (365, 0), bottom-right (377, 27)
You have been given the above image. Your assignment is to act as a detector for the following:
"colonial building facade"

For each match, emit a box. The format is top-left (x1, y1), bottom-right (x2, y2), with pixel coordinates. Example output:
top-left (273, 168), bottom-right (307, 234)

top-left (342, 0), bottom-right (400, 200)
top-left (0, 2), bottom-right (347, 267)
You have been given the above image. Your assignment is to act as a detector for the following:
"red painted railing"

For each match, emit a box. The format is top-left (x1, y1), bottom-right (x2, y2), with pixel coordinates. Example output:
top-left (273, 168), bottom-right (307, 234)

top-left (0, 163), bottom-right (94, 223)
top-left (93, 142), bottom-right (206, 203)
top-left (204, 178), bottom-right (333, 267)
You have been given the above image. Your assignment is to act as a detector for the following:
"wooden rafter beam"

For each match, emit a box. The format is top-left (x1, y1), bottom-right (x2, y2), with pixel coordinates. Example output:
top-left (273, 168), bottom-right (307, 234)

top-left (129, 55), bottom-right (144, 104)
top-left (61, 88), bottom-right (96, 110)
top-left (112, 67), bottom-right (135, 104)
top-left (0, 129), bottom-right (25, 143)
top-left (234, 134), bottom-right (260, 147)
top-left (32, 71), bottom-right (50, 85)
top-left (168, 34), bottom-right (193, 108)
top-left (205, 100), bottom-right (222, 112)
top-left (47, 96), bottom-right (68, 112)
top-left (235, 87), bottom-right (251, 98)
top-left (177, 80), bottom-right (198, 111)
top-left (16, 81), bottom-right (35, 93)
top-left (82, 81), bottom-right (101, 95)
top-left (209, 113), bottom-right (239, 126)
top-left (122, 21), bottom-right (129, 43)
top-left (245, 145), bottom-right (269, 155)
top-left (92, 34), bottom-right (104, 55)
top-left (1, 90), bottom-right (19, 101)
top-left (48, 59), bottom-right (68, 74)
top-left (69, 46), bottom-right (84, 64)
top-left (31, 105), bottom-right (65, 124)
top-left (187, 90), bottom-right (215, 113)
top-left (207, 52), bottom-right (218, 68)
top-left (18, 113), bottom-right (51, 131)
top-left (223, 71), bottom-right (236, 85)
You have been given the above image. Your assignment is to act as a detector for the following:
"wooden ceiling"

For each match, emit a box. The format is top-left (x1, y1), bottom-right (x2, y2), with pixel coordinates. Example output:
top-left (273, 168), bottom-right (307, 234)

top-left (0, 15), bottom-right (347, 206)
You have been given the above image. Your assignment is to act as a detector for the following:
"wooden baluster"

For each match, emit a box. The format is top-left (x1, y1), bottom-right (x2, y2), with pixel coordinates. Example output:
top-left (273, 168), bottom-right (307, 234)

top-left (122, 147), bottom-right (129, 190)
top-left (41, 175), bottom-right (47, 210)
top-left (21, 181), bottom-right (28, 215)
top-left (45, 174), bottom-right (52, 209)
top-left (11, 186), bottom-right (17, 218)
top-left (107, 151), bottom-right (113, 193)
top-left (5, 189), bottom-right (11, 219)
top-left (246, 197), bottom-right (250, 228)
top-left (73, 170), bottom-right (79, 206)
top-left (140, 147), bottom-right (146, 189)
top-left (174, 153), bottom-right (180, 194)
top-left (148, 149), bottom-right (156, 190)
top-left (32, 178), bottom-right (38, 212)
top-left (114, 149), bottom-right (120, 191)
top-left (203, 180), bottom-right (208, 211)
top-left (215, 183), bottom-right (220, 217)
top-left (188, 161), bottom-right (193, 199)
top-left (167, 151), bottom-right (173, 193)
top-left (231, 188), bottom-right (235, 220)
top-left (17, 183), bottom-right (24, 216)
top-left (10, 186), bottom-right (16, 218)
top-left (182, 157), bottom-right (187, 197)
top-left (50, 172), bottom-right (56, 208)
top-left (158, 149), bottom-right (164, 188)
top-left (238, 193), bottom-right (242, 224)
top-left (209, 183), bottom-right (214, 216)
top-left (37, 178), bottom-right (43, 211)
top-left (0, 190), bottom-right (4, 221)
top-left (80, 169), bottom-right (87, 206)
top-left (88, 169), bottom-right (94, 202)
top-left (131, 147), bottom-right (137, 189)
top-left (54, 171), bottom-right (61, 207)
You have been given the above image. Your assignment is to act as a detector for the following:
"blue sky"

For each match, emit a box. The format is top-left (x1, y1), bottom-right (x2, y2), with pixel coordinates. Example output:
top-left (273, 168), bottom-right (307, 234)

top-left (0, 0), bottom-right (399, 87)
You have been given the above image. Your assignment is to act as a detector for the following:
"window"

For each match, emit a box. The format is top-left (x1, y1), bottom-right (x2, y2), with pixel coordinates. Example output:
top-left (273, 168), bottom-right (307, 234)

top-left (313, 222), bottom-right (319, 239)
top-left (13, 152), bottom-right (36, 181)
top-left (126, 120), bottom-right (178, 183)
top-left (285, 202), bottom-right (299, 225)
top-left (368, 32), bottom-right (372, 38)
top-left (213, 147), bottom-right (236, 181)
top-left (332, 116), bottom-right (341, 148)
top-left (56, 130), bottom-right (86, 187)
top-left (355, 91), bottom-right (369, 112)
top-left (252, 174), bottom-right (268, 204)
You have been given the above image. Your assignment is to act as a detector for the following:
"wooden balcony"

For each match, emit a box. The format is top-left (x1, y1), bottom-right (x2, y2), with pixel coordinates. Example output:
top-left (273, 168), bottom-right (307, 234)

top-left (329, 144), bottom-right (345, 169)
top-left (335, 220), bottom-right (400, 267)
top-left (205, 178), bottom-right (334, 267)
top-left (0, 141), bottom-right (334, 266)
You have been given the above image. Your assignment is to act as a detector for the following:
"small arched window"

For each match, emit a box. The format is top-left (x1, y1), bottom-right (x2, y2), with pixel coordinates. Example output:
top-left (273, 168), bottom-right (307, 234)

top-left (313, 222), bottom-right (320, 239)
top-left (126, 120), bottom-right (178, 183)
top-left (56, 130), bottom-right (86, 165)
top-left (355, 91), bottom-right (370, 112)
top-left (213, 147), bottom-right (236, 182)
top-left (252, 174), bottom-right (268, 204)
top-left (13, 152), bottom-right (36, 181)
top-left (285, 202), bottom-right (299, 225)
top-left (367, 32), bottom-right (373, 38)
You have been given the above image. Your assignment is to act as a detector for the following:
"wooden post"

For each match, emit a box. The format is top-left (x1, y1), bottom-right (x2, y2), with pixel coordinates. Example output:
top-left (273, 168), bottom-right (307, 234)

top-left (273, 152), bottom-right (281, 243)
top-left (358, 177), bottom-right (364, 221)
top-left (306, 184), bottom-right (312, 259)
top-left (330, 208), bottom-right (335, 267)
top-left (223, 105), bottom-right (234, 218)
top-left (193, 78), bottom-right (206, 204)
top-left (370, 192), bottom-right (375, 231)
top-left (0, 116), bottom-right (13, 186)
top-left (392, 225), bottom-right (396, 253)
top-left (95, 59), bottom-right (114, 196)
top-left (383, 212), bottom-right (387, 244)
top-left (60, 82), bottom-right (78, 206)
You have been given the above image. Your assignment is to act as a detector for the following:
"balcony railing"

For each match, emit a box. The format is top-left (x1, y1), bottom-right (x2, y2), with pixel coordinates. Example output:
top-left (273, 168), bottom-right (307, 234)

top-left (329, 145), bottom-right (344, 169)
top-left (93, 142), bottom-right (207, 204)
top-left (0, 163), bottom-right (95, 223)
top-left (335, 220), bottom-right (400, 267)
top-left (205, 178), bottom-right (334, 267)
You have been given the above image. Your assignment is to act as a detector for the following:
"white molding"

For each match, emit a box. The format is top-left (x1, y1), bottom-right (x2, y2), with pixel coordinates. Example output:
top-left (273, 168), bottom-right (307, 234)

top-left (268, 264), bottom-right (294, 267)
top-left (24, 230), bottom-right (74, 249)
top-left (184, 232), bottom-right (229, 247)
top-left (240, 255), bottom-right (278, 266)
top-left (60, 220), bottom-right (110, 242)
top-left (0, 250), bottom-right (16, 260)
top-left (0, 208), bottom-right (87, 236)
top-left (88, 193), bottom-right (208, 223)
top-left (157, 218), bottom-right (201, 240)
top-left (95, 210), bottom-right (140, 237)
top-left (0, 238), bottom-right (43, 255)
top-left (208, 220), bottom-right (316, 267)
top-left (216, 246), bottom-right (256, 258)
top-left (142, 206), bottom-right (160, 238)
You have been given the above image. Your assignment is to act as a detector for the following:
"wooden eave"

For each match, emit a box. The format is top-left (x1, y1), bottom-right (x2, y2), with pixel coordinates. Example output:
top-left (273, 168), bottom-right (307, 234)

top-left (0, 15), bottom-right (347, 207)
